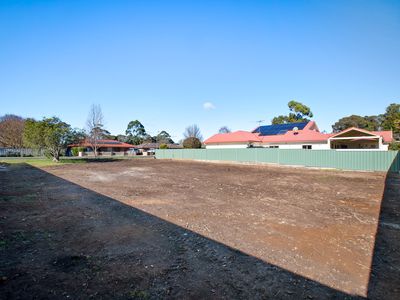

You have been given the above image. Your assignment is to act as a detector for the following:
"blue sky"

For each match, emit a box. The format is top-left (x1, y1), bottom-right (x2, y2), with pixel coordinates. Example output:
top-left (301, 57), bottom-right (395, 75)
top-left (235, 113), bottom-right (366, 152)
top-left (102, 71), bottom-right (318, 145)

top-left (0, 0), bottom-right (399, 141)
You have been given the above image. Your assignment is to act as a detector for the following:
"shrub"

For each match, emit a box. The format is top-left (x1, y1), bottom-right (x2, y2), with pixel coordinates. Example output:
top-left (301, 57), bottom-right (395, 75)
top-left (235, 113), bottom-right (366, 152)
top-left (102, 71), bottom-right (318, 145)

top-left (71, 147), bottom-right (79, 156)
top-left (183, 137), bottom-right (202, 149)
top-left (71, 147), bottom-right (86, 156)
top-left (159, 143), bottom-right (168, 149)
top-left (389, 142), bottom-right (400, 151)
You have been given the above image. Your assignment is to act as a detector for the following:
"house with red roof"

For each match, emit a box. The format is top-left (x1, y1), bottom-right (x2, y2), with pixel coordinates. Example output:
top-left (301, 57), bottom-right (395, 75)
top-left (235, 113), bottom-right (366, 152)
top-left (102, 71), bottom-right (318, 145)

top-left (204, 121), bottom-right (393, 151)
top-left (67, 139), bottom-right (135, 156)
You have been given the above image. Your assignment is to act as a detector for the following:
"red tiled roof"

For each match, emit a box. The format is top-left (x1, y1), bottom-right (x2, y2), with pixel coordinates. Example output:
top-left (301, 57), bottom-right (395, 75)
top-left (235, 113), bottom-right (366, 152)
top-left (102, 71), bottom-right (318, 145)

top-left (372, 131), bottom-right (393, 143)
top-left (204, 122), bottom-right (394, 144)
top-left (259, 130), bottom-right (332, 143)
top-left (69, 139), bottom-right (135, 148)
top-left (204, 131), bottom-right (261, 144)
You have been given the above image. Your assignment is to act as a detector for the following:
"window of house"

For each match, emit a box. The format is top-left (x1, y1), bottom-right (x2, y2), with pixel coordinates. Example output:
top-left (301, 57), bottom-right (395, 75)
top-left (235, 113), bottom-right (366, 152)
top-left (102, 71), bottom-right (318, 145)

top-left (302, 145), bottom-right (312, 149)
top-left (269, 145), bottom-right (279, 149)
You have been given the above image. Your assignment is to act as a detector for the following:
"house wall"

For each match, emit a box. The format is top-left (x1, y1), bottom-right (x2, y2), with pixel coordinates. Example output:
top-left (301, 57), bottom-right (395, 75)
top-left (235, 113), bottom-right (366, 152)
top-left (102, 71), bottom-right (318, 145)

top-left (96, 147), bottom-right (128, 152)
top-left (206, 142), bottom-right (330, 150)
top-left (261, 143), bottom-right (330, 150)
top-left (206, 140), bottom-right (388, 151)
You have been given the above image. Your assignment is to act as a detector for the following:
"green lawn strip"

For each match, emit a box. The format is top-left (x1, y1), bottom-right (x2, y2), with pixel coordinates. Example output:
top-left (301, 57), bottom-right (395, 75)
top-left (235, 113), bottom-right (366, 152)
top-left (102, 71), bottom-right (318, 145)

top-left (0, 155), bottom-right (150, 167)
top-left (0, 157), bottom-right (87, 167)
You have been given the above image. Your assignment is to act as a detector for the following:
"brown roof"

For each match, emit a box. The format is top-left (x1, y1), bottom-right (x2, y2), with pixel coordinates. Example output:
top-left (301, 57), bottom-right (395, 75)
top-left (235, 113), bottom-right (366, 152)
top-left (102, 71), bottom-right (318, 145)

top-left (69, 139), bottom-right (135, 148)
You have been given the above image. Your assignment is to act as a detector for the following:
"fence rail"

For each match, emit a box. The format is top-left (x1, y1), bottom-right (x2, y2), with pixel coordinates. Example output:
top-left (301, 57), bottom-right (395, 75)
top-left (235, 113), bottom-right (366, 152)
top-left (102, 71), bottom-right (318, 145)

top-left (155, 148), bottom-right (400, 172)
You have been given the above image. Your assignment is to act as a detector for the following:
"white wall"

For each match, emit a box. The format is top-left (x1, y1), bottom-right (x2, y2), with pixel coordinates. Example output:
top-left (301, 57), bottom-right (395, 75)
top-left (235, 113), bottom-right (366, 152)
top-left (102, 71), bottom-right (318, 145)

top-left (205, 142), bottom-right (330, 149)
top-left (262, 143), bottom-right (330, 150)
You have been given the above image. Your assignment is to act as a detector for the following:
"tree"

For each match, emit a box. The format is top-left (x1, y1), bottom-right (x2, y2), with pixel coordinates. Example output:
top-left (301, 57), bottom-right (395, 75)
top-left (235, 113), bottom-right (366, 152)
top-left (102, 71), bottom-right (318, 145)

top-left (183, 137), bottom-right (202, 148)
top-left (332, 115), bottom-right (382, 133)
top-left (86, 104), bottom-right (107, 157)
top-left (117, 134), bottom-right (129, 143)
top-left (382, 103), bottom-right (400, 140)
top-left (0, 114), bottom-right (25, 152)
top-left (183, 124), bottom-right (203, 141)
top-left (272, 101), bottom-right (313, 124)
top-left (218, 126), bottom-right (231, 134)
top-left (125, 120), bottom-right (147, 145)
top-left (156, 130), bottom-right (174, 144)
top-left (330, 102), bottom-right (399, 139)
top-left (23, 117), bottom-right (71, 161)
top-left (143, 134), bottom-right (156, 143)
top-left (389, 141), bottom-right (400, 151)
top-left (65, 128), bottom-right (86, 146)
top-left (103, 132), bottom-right (117, 140)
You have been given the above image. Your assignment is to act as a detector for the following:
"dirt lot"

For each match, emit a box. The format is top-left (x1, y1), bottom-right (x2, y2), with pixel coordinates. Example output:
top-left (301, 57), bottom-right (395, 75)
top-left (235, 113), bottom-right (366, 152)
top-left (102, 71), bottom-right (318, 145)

top-left (1, 159), bottom-right (399, 299)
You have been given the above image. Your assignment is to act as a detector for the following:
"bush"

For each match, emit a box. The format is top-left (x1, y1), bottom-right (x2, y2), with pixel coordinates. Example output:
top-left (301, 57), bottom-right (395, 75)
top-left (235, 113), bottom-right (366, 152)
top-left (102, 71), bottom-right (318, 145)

top-left (159, 143), bottom-right (168, 149)
top-left (389, 142), bottom-right (400, 151)
top-left (183, 137), bottom-right (202, 149)
top-left (71, 147), bottom-right (79, 156)
top-left (71, 147), bottom-right (86, 156)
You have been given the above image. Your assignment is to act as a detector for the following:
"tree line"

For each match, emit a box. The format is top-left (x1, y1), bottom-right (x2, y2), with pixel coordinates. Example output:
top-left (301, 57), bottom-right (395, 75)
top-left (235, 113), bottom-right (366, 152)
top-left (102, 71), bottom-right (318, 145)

top-left (0, 104), bottom-right (206, 161)
top-left (1, 101), bottom-right (399, 161)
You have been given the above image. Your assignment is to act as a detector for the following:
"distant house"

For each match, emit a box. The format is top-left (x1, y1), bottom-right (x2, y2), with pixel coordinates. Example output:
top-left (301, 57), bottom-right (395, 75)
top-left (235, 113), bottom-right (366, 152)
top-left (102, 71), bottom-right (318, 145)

top-left (67, 139), bottom-right (135, 156)
top-left (204, 121), bottom-right (393, 151)
top-left (135, 143), bottom-right (183, 155)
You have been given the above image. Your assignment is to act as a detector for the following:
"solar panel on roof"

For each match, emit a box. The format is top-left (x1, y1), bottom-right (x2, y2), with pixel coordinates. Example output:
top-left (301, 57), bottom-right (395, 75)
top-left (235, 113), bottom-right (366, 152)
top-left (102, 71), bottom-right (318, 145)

top-left (252, 122), bottom-right (308, 136)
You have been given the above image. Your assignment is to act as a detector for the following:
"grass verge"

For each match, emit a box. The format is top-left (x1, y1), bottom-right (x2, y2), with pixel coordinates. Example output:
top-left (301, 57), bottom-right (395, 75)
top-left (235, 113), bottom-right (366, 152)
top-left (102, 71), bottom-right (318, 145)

top-left (0, 157), bottom-right (87, 167)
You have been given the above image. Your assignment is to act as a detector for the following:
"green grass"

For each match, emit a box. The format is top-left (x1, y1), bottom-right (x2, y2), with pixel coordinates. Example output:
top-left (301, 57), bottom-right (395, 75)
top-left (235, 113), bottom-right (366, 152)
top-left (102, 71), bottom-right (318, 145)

top-left (0, 155), bottom-right (153, 168)
top-left (0, 155), bottom-right (150, 168)
top-left (0, 157), bottom-right (88, 167)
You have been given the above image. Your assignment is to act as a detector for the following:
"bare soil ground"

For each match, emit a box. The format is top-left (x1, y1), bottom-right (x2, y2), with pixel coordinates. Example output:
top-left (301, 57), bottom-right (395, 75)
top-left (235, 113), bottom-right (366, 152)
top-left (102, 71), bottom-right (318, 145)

top-left (0, 159), bottom-right (399, 299)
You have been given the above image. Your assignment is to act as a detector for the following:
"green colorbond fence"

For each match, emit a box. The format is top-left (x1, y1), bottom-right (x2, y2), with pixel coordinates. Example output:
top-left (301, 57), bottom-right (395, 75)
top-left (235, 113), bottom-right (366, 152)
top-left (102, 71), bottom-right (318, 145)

top-left (155, 149), bottom-right (400, 172)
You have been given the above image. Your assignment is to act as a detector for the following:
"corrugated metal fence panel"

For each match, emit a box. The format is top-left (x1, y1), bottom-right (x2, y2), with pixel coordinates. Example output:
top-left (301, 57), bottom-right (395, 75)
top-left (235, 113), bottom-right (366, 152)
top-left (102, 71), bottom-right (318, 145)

top-left (155, 149), bottom-right (400, 172)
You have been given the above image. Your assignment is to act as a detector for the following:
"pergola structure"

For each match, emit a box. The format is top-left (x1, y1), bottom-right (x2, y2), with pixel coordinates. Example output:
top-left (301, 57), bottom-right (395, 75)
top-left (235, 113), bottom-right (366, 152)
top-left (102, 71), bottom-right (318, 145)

top-left (329, 128), bottom-right (383, 150)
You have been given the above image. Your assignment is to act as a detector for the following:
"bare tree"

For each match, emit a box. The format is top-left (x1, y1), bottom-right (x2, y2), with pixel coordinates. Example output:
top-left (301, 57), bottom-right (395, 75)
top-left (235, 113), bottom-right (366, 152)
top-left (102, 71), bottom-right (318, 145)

top-left (183, 124), bottom-right (203, 141)
top-left (86, 104), bottom-right (106, 157)
top-left (0, 115), bottom-right (25, 154)
top-left (218, 126), bottom-right (231, 134)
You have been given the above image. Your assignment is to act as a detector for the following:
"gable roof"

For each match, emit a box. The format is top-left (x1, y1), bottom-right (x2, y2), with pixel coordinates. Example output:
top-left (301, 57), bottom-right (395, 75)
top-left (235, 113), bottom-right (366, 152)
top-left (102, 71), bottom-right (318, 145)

top-left (329, 127), bottom-right (393, 143)
top-left (329, 127), bottom-right (379, 138)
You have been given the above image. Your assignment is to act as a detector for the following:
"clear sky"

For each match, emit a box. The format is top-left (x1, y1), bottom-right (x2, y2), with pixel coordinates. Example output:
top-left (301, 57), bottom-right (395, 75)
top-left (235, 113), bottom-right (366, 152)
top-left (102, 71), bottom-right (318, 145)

top-left (0, 0), bottom-right (399, 141)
